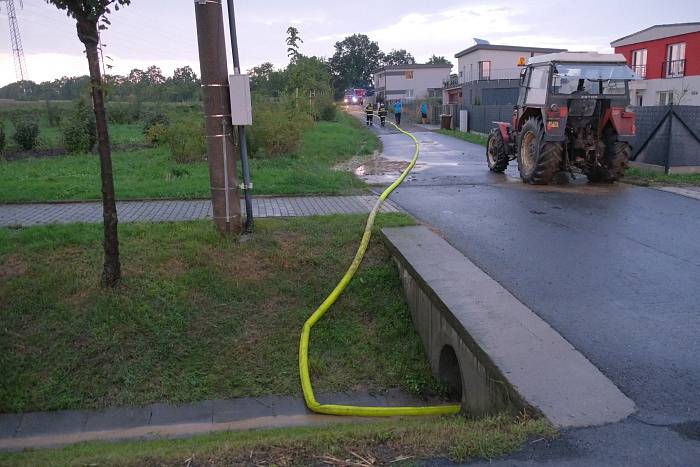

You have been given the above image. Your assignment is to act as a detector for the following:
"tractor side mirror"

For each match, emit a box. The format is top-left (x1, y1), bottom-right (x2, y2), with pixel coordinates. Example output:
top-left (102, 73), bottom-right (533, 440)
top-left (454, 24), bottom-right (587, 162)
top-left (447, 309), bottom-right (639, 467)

top-left (519, 68), bottom-right (527, 85)
top-left (552, 75), bottom-right (562, 88)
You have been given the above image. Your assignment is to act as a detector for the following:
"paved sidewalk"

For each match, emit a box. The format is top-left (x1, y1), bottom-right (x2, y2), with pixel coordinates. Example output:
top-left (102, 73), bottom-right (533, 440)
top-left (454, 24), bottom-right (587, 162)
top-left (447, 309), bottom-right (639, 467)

top-left (0, 389), bottom-right (437, 451)
top-left (0, 196), bottom-right (402, 228)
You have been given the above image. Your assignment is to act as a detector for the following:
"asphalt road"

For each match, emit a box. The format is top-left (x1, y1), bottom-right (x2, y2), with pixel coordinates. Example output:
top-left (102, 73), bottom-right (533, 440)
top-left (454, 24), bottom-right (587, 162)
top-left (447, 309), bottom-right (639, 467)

top-left (370, 122), bottom-right (700, 466)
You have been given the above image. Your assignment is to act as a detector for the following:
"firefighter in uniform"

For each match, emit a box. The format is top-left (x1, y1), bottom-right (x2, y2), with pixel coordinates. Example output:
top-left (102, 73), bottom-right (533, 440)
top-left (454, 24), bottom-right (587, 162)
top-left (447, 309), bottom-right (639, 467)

top-left (365, 102), bottom-right (374, 126)
top-left (377, 103), bottom-right (387, 127)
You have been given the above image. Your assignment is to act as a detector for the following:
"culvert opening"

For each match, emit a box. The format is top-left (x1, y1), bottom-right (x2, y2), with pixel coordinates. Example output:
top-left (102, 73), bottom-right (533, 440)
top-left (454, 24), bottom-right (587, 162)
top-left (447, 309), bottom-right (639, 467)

top-left (438, 345), bottom-right (463, 402)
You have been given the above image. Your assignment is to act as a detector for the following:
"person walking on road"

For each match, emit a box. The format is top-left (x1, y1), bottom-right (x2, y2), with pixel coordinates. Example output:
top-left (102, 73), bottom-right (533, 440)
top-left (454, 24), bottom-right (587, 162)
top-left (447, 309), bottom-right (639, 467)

top-left (420, 101), bottom-right (429, 124)
top-left (378, 103), bottom-right (387, 127)
top-left (365, 102), bottom-right (374, 126)
top-left (393, 100), bottom-right (402, 126)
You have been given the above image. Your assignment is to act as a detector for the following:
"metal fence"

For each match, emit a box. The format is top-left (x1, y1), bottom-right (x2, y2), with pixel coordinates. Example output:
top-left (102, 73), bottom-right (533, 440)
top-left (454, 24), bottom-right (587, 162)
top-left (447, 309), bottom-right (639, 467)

top-left (443, 105), bottom-right (513, 134)
top-left (629, 105), bottom-right (700, 171)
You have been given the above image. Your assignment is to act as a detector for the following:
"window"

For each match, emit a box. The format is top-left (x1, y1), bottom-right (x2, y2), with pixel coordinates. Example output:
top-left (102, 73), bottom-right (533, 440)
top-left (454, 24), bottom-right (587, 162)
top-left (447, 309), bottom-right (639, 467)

top-left (525, 66), bottom-right (549, 105)
top-left (406, 89), bottom-right (414, 98)
top-left (658, 91), bottom-right (673, 106)
top-left (478, 61), bottom-right (491, 80)
top-left (665, 43), bottom-right (686, 78)
top-left (631, 49), bottom-right (647, 78)
top-left (404, 70), bottom-right (414, 80)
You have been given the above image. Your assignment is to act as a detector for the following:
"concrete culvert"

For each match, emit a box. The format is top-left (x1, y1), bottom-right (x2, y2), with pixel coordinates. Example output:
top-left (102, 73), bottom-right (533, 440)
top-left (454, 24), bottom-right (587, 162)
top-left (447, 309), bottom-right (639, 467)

top-left (438, 345), bottom-right (463, 402)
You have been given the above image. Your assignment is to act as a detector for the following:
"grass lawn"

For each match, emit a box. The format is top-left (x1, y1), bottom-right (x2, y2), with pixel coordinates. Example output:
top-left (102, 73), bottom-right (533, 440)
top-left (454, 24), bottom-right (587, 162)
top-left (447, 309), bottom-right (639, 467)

top-left (0, 113), bottom-right (378, 202)
top-left (624, 167), bottom-right (700, 186)
top-left (0, 415), bottom-right (555, 466)
top-left (0, 213), bottom-right (445, 412)
top-left (436, 129), bottom-right (489, 147)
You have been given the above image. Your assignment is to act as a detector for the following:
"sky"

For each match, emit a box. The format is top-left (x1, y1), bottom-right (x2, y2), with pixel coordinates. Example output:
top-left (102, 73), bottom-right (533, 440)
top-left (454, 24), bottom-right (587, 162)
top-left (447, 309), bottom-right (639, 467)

top-left (0, 0), bottom-right (698, 86)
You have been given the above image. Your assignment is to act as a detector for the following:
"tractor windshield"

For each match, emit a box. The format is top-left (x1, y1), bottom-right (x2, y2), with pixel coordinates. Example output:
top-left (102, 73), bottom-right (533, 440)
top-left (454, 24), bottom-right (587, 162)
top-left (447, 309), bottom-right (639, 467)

top-left (552, 63), bottom-right (635, 96)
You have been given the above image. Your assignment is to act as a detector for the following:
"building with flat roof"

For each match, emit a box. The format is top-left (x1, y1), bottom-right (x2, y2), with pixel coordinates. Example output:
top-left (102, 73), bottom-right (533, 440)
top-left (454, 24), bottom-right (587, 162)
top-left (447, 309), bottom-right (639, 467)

top-left (374, 63), bottom-right (452, 102)
top-left (444, 41), bottom-right (565, 106)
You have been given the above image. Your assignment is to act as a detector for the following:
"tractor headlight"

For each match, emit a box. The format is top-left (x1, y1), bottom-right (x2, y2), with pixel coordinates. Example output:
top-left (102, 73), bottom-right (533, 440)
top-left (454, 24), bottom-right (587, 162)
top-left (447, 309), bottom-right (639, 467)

top-left (352, 96), bottom-right (358, 103)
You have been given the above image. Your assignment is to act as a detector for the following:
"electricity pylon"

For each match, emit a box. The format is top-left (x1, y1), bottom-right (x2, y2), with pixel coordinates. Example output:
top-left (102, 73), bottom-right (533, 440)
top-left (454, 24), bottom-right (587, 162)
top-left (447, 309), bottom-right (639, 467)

top-left (1, 0), bottom-right (28, 82)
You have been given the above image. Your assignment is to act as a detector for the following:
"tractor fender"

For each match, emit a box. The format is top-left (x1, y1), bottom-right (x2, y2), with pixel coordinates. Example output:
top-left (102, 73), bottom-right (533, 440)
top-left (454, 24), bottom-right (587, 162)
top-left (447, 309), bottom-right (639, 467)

top-left (495, 122), bottom-right (511, 145)
top-left (541, 108), bottom-right (567, 142)
top-left (601, 107), bottom-right (636, 139)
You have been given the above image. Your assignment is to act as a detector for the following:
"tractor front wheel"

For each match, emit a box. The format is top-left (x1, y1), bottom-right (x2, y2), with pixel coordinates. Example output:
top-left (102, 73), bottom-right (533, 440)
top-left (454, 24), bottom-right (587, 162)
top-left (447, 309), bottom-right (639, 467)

top-left (517, 118), bottom-right (563, 185)
top-left (486, 129), bottom-right (509, 173)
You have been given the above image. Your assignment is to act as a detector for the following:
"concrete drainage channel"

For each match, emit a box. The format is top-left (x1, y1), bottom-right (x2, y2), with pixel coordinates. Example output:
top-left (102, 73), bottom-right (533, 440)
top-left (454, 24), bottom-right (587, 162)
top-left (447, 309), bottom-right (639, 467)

top-left (381, 225), bottom-right (636, 428)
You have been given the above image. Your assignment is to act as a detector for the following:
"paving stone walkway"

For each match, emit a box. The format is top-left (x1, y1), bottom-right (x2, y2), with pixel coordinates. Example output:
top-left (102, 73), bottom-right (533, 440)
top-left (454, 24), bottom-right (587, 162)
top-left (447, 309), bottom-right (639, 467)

top-left (0, 196), bottom-right (402, 228)
top-left (0, 390), bottom-right (438, 451)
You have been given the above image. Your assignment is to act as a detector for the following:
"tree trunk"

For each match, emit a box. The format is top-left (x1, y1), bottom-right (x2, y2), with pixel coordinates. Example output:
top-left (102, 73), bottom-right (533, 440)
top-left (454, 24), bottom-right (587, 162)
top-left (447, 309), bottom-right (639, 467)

top-left (77, 18), bottom-right (121, 287)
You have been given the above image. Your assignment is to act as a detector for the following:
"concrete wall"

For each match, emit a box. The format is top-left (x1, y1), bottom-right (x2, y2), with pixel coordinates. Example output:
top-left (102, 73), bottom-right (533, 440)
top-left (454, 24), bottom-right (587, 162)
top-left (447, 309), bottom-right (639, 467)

top-left (393, 258), bottom-right (523, 417)
top-left (375, 67), bottom-right (451, 100)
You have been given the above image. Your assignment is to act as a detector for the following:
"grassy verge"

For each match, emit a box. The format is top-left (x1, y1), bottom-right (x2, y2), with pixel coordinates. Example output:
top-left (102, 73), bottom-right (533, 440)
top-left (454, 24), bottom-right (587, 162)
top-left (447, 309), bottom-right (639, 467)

top-left (624, 167), bottom-right (700, 186)
top-left (0, 113), bottom-right (378, 202)
top-left (0, 415), bottom-right (555, 466)
top-left (248, 113), bottom-right (378, 195)
top-left (436, 129), bottom-right (489, 147)
top-left (0, 213), bottom-right (444, 412)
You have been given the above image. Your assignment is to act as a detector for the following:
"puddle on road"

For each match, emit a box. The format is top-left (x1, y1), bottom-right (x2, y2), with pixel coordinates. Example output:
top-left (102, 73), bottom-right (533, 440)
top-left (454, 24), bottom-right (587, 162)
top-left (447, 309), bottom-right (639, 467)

top-left (502, 175), bottom-right (631, 195)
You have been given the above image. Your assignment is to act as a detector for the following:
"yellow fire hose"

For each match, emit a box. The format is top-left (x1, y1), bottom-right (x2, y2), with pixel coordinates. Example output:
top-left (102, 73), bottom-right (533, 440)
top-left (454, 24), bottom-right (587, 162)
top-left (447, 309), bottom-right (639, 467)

top-left (298, 120), bottom-right (461, 417)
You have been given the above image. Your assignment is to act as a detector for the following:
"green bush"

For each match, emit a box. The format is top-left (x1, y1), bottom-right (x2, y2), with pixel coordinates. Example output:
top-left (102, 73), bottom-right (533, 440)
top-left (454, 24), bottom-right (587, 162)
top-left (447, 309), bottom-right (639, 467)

top-left (0, 121), bottom-right (6, 154)
top-left (167, 120), bottom-right (206, 163)
top-left (145, 122), bottom-right (169, 145)
top-left (62, 100), bottom-right (97, 154)
top-left (142, 112), bottom-right (170, 134)
top-left (314, 94), bottom-right (337, 121)
top-left (12, 119), bottom-right (40, 150)
top-left (45, 100), bottom-right (63, 127)
top-left (247, 101), bottom-right (313, 158)
top-left (107, 97), bottom-right (142, 124)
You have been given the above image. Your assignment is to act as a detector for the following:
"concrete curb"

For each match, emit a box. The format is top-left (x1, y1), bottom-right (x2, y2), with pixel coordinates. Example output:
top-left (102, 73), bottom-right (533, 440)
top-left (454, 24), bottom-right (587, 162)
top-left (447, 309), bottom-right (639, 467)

top-left (381, 225), bottom-right (636, 428)
top-left (0, 389), bottom-right (426, 452)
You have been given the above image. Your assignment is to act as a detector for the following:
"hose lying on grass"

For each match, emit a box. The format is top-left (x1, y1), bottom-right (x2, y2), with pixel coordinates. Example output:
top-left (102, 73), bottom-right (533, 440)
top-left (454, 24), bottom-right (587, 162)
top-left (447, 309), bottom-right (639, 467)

top-left (298, 121), bottom-right (462, 417)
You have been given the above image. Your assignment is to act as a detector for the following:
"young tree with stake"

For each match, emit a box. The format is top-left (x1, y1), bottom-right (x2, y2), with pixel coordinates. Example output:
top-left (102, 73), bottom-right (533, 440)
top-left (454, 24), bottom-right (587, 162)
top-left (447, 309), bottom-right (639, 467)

top-left (45, 0), bottom-right (130, 287)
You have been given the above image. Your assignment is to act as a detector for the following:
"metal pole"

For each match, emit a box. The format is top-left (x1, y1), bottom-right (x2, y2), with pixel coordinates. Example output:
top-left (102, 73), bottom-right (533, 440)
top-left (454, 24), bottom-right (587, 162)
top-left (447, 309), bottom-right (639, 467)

top-left (194, 0), bottom-right (241, 235)
top-left (225, 0), bottom-right (254, 233)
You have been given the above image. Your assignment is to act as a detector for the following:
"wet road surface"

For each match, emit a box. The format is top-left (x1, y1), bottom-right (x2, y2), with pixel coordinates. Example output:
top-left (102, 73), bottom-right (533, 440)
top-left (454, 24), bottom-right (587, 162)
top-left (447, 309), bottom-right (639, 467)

top-left (370, 123), bottom-right (700, 465)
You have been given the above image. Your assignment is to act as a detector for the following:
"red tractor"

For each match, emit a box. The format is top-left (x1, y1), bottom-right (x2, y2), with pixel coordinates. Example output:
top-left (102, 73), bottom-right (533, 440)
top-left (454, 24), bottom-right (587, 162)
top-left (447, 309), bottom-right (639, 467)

top-left (487, 52), bottom-right (638, 184)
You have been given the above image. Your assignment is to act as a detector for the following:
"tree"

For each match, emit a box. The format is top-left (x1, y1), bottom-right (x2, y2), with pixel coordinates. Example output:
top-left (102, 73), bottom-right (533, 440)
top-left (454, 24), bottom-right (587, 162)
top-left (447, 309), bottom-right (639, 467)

top-left (46, 0), bottom-right (130, 287)
top-left (382, 49), bottom-right (415, 67)
top-left (248, 62), bottom-right (288, 96)
top-left (286, 55), bottom-right (332, 95)
top-left (286, 26), bottom-right (303, 63)
top-left (427, 55), bottom-right (453, 67)
top-left (169, 66), bottom-right (199, 102)
top-left (329, 34), bottom-right (383, 95)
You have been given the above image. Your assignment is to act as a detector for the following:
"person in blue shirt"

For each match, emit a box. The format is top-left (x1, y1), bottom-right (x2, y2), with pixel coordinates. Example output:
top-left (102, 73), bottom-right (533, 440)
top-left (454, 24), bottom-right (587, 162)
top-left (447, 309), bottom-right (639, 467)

top-left (420, 101), bottom-right (428, 124)
top-left (393, 100), bottom-right (402, 126)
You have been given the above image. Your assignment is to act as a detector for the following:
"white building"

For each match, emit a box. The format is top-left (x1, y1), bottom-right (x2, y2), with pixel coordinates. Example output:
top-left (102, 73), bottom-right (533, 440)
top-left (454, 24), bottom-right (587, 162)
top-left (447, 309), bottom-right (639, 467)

top-left (444, 42), bottom-right (565, 105)
top-left (454, 43), bottom-right (566, 83)
top-left (374, 64), bottom-right (452, 101)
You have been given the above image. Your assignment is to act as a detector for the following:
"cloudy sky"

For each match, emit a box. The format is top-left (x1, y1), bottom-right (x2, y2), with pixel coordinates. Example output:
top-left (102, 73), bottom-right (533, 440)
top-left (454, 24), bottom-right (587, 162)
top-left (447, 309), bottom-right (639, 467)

top-left (0, 0), bottom-right (698, 86)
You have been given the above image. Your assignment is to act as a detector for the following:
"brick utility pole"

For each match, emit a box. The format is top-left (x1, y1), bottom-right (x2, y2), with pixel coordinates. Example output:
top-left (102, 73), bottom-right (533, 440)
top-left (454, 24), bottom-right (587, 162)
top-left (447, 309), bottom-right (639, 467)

top-left (194, 0), bottom-right (241, 235)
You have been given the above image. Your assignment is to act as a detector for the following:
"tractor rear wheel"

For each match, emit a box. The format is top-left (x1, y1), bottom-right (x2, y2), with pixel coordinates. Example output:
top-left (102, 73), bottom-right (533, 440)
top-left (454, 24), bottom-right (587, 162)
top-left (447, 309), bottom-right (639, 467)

top-left (517, 118), bottom-right (563, 185)
top-left (486, 129), bottom-right (509, 173)
top-left (585, 130), bottom-right (631, 183)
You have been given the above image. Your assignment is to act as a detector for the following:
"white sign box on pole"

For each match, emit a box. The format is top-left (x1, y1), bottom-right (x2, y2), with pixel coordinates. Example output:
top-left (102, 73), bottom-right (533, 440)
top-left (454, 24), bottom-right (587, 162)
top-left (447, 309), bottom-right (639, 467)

top-left (228, 74), bottom-right (253, 126)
